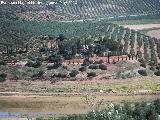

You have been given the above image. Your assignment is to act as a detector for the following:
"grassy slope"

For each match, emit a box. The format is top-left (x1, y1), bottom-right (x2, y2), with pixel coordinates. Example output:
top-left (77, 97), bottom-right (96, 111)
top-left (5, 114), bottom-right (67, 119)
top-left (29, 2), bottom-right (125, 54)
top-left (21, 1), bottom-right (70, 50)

top-left (1, 76), bottom-right (160, 94)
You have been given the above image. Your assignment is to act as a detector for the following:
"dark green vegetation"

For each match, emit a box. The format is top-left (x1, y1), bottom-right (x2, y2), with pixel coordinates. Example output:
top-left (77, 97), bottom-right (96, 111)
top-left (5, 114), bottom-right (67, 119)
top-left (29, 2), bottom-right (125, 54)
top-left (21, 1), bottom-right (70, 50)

top-left (0, 2), bottom-right (160, 120)
top-left (0, 73), bottom-right (7, 82)
top-left (0, 3), bottom-right (160, 83)
top-left (15, 0), bottom-right (160, 21)
top-left (37, 99), bottom-right (160, 120)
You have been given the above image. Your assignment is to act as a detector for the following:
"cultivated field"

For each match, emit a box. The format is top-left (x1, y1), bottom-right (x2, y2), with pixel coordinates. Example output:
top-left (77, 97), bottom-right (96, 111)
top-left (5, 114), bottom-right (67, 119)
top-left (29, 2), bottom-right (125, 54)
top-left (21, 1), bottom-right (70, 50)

top-left (123, 23), bottom-right (160, 39)
top-left (146, 29), bottom-right (160, 39)
top-left (0, 1), bottom-right (160, 119)
top-left (122, 24), bottom-right (160, 30)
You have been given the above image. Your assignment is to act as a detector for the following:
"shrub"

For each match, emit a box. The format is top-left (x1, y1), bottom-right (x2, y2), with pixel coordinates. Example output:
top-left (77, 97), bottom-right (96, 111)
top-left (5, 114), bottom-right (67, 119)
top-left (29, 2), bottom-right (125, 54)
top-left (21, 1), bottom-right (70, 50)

top-left (82, 59), bottom-right (90, 66)
top-left (56, 73), bottom-right (68, 78)
top-left (116, 71), bottom-right (133, 79)
top-left (62, 65), bottom-right (68, 69)
top-left (88, 64), bottom-right (99, 69)
top-left (32, 70), bottom-right (44, 79)
top-left (154, 99), bottom-right (160, 114)
top-left (25, 61), bottom-right (42, 68)
top-left (25, 61), bottom-right (33, 67)
top-left (0, 60), bottom-right (6, 65)
top-left (52, 71), bottom-right (68, 78)
top-left (63, 53), bottom-right (72, 60)
top-left (47, 64), bottom-right (55, 70)
top-left (53, 64), bottom-right (61, 69)
top-left (55, 99), bottom-right (160, 120)
top-left (39, 47), bottom-right (49, 53)
top-left (69, 70), bottom-right (79, 77)
top-left (137, 50), bottom-right (142, 58)
top-left (138, 69), bottom-right (147, 76)
top-left (144, 50), bottom-right (149, 62)
top-left (99, 64), bottom-right (107, 70)
top-left (94, 60), bottom-right (104, 64)
top-left (36, 57), bottom-right (44, 62)
top-left (150, 49), bottom-right (158, 65)
top-left (33, 60), bottom-right (42, 68)
top-left (156, 65), bottom-right (160, 70)
top-left (89, 60), bottom-right (94, 64)
top-left (150, 66), bottom-right (156, 71)
top-left (47, 64), bottom-right (61, 70)
top-left (87, 72), bottom-right (96, 77)
top-left (0, 73), bottom-right (7, 82)
top-left (79, 66), bottom-right (87, 72)
top-left (126, 72), bottom-right (134, 78)
top-left (130, 48), bottom-right (135, 57)
top-left (48, 54), bottom-right (63, 65)
top-left (154, 70), bottom-right (160, 76)
top-left (138, 58), bottom-right (146, 68)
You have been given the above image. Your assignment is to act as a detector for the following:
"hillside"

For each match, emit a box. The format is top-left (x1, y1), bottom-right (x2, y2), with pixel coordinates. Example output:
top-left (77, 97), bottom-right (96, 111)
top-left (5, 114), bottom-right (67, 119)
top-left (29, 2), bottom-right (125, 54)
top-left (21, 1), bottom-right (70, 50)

top-left (9, 0), bottom-right (160, 21)
top-left (0, 1), bottom-right (160, 119)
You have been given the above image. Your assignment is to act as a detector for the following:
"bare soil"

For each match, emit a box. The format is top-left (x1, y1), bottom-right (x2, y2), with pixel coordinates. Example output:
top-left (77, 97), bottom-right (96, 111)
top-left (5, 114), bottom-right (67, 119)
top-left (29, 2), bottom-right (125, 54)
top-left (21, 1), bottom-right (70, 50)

top-left (146, 29), bottom-right (160, 39)
top-left (122, 24), bottom-right (160, 30)
top-left (0, 94), bottom-right (160, 115)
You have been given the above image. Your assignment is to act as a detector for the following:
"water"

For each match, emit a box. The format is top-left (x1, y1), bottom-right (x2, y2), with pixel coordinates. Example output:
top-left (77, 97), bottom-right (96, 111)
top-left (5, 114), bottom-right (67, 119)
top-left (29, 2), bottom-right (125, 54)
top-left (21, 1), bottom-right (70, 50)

top-left (0, 112), bottom-right (59, 118)
top-left (0, 112), bottom-right (21, 118)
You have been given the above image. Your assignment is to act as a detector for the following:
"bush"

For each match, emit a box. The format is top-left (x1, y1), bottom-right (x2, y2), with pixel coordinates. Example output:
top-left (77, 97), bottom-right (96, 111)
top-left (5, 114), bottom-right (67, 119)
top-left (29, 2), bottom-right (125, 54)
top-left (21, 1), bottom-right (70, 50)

top-left (82, 59), bottom-right (90, 66)
top-left (32, 70), bottom-right (44, 79)
top-left (154, 70), bottom-right (160, 76)
top-left (25, 61), bottom-right (33, 67)
top-left (156, 65), bottom-right (160, 70)
top-left (154, 99), bottom-right (160, 114)
top-left (47, 64), bottom-right (61, 70)
top-left (138, 58), bottom-right (146, 68)
top-left (0, 73), bottom-right (7, 82)
top-left (116, 72), bottom-right (133, 79)
top-left (39, 47), bottom-right (49, 53)
top-left (36, 57), bottom-right (44, 62)
top-left (69, 70), bottom-right (79, 77)
top-left (150, 50), bottom-right (158, 65)
top-left (130, 48), bottom-right (135, 57)
top-left (52, 71), bottom-right (68, 78)
top-left (62, 65), bottom-right (68, 69)
top-left (47, 64), bottom-right (55, 70)
top-left (0, 60), bottom-right (6, 65)
top-left (56, 73), bottom-right (68, 78)
top-left (94, 60), bottom-right (104, 64)
top-left (55, 99), bottom-right (160, 120)
top-left (137, 50), bottom-right (142, 58)
top-left (89, 60), bottom-right (94, 64)
top-left (87, 72), bottom-right (96, 77)
top-left (33, 61), bottom-right (42, 68)
top-left (88, 64), bottom-right (99, 69)
top-left (79, 66), bottom-right (87, 72)
top-left (150, 66), bottom-right (156, 71)
top-left (99, 64), bottom-right (107, 70)
top-left (48, 54), bottom-right (63, 65)
top-left (25, 61), bottom-right (42, 68)
top-left (138, 69), bottom-right (147, 76)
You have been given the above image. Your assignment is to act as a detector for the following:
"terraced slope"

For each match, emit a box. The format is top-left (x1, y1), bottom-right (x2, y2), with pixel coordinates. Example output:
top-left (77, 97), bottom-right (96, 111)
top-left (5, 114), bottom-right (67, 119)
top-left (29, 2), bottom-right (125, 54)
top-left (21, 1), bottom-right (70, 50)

top-left (16, 0), bottom-right (160, 21)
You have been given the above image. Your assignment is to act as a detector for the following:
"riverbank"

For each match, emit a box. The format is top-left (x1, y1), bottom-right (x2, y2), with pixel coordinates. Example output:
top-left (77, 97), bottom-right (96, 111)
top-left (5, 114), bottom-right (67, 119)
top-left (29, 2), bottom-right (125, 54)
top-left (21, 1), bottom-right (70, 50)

top-left (0, 94), bottom-right (160, 115)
